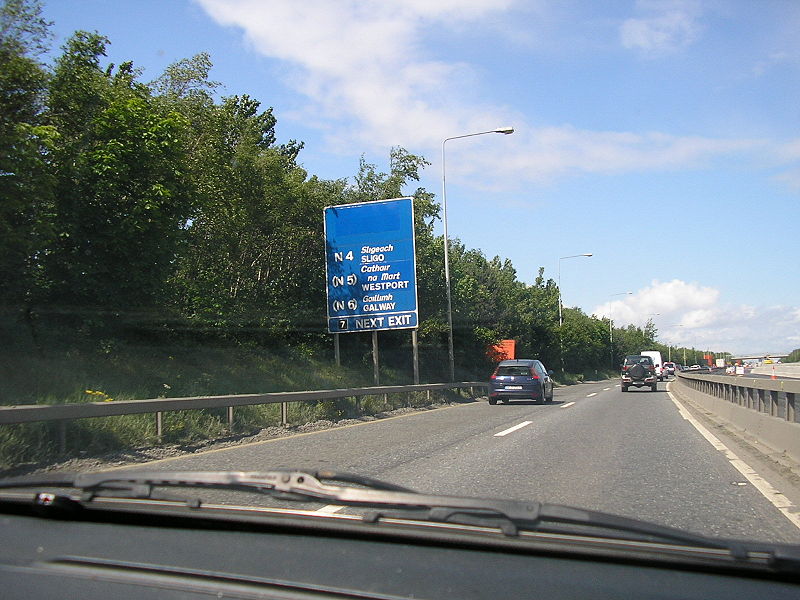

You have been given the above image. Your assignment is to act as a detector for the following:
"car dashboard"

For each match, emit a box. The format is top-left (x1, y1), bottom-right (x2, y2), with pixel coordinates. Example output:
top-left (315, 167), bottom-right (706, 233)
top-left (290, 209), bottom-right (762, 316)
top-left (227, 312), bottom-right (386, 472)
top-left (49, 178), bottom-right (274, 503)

top-left (1, 495), bottom-right (798, 600)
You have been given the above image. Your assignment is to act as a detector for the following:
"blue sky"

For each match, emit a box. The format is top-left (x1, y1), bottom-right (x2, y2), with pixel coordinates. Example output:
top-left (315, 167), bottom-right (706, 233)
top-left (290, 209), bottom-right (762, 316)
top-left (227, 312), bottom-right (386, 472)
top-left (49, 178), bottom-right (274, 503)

top-left (41, 0), bottom-right (800, 355)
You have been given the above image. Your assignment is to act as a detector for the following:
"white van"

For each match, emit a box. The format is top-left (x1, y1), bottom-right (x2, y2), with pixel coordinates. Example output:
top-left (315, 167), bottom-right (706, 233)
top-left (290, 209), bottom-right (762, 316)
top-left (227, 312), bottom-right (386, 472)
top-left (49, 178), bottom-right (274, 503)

top-left (640, 351), bottom-right (664, 381)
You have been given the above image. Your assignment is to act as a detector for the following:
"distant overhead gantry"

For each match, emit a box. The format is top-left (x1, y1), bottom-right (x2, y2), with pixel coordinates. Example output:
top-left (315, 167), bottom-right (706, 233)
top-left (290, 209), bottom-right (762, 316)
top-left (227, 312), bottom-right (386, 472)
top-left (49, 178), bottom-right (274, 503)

top-left (730, 353), bottom-right (788, 361)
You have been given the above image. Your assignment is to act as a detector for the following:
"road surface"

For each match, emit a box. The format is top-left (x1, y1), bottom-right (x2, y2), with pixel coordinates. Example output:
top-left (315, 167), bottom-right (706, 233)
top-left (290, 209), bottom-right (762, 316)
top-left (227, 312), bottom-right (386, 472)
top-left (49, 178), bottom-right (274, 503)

top-left (117, 379), bottom-right (800, 544)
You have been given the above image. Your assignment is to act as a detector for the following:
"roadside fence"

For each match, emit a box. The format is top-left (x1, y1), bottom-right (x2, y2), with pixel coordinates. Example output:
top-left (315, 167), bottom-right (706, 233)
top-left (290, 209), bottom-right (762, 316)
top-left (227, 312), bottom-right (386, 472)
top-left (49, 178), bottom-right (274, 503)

top-left (0, 382), bottom-right (488, 454)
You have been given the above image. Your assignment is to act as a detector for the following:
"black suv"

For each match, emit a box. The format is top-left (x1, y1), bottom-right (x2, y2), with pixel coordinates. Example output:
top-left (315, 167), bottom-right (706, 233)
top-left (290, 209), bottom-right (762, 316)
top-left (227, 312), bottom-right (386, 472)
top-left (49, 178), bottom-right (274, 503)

top-left (621, 355), bottom-right (657, 392)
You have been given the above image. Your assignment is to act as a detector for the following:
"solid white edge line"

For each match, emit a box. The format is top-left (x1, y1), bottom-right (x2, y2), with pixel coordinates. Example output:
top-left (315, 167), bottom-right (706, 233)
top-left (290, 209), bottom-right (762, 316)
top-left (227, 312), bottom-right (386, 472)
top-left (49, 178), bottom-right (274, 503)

top-left (494, 421), bottom-right (533, 437)
top-left (667, 388), bottom-right (800, 531)
top-left (560, 402), bottom-right (576, 409)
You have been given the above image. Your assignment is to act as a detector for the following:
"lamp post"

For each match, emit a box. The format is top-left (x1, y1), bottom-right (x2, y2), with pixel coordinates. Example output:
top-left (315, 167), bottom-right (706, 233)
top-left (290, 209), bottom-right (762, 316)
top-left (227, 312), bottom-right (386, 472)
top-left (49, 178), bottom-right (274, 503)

top-left (607, 292), bottom-right (632, 368)
top-left (662, 324), bottom-right (683, 362)
top-left (557, 253), bottom-right (592, 327)
top-left (441, 127), bottom-right (514, 381)
top-left (557, 253), bottom-right (592, 374)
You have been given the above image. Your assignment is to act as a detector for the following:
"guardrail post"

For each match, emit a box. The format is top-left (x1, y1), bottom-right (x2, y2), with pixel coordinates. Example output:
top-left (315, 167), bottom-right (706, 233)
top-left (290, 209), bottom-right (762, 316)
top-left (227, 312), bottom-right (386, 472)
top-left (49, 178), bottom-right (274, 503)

top-left (281, 402), bottom-right (288, 426)
top-left (156, 411), bottom-right (163, 442)
top-left (227, 406), bottom-right (234, 432)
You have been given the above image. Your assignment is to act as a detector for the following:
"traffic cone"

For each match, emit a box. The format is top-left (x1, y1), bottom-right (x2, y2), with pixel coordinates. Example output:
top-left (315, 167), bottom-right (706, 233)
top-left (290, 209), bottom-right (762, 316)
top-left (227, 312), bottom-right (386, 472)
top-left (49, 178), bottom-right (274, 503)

top-left (771, 366), bottom-right (777, 380)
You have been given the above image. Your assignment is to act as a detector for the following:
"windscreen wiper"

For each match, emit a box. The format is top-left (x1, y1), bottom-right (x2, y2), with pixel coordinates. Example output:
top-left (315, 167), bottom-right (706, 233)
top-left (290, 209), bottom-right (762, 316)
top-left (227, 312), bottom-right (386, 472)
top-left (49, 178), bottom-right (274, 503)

top-left (2, 469), bottom-right (798, 570)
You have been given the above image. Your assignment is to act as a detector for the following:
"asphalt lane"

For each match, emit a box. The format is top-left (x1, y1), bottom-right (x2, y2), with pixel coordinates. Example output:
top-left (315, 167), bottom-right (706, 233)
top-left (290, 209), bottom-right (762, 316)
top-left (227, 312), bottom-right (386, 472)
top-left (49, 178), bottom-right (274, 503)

top-left (124, 380), bottom-right (800, 544)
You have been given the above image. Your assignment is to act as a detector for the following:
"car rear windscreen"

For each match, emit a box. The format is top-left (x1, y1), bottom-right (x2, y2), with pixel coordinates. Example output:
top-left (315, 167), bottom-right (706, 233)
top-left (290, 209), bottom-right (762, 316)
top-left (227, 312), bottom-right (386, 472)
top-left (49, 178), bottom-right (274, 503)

top-left (496, 366), bottom-right (531, 376)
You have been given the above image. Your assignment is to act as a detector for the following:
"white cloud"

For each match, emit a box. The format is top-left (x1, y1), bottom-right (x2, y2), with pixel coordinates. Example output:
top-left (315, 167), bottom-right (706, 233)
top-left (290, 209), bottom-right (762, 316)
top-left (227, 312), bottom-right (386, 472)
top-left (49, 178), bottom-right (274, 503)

top-left (197, 0), bottom-right (512, 151)
top-left (593, 279), bottom-right (800, 354)
top-left (195, 0), bottom-right (783, 187)
top-left (478, 127), bottom-right (759, 185)
top-left (620, 0), bottom-right (703, 56)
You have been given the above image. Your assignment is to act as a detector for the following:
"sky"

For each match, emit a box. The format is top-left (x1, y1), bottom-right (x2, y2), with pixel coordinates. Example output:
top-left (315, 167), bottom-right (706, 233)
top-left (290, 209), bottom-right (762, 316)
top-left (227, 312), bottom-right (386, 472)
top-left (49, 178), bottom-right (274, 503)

top-left (41, 0), bottom-right (800, 355)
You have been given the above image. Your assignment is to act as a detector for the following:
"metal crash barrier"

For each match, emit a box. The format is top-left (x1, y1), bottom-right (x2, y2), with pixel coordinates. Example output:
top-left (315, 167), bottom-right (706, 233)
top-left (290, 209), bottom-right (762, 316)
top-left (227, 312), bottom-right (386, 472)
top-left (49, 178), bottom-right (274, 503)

top-left (674, 372), bottom-right (800, 462)
top-left (0, 382), bottom-right (488, 453)
top-left (676, 372), bottom-right (798, 422)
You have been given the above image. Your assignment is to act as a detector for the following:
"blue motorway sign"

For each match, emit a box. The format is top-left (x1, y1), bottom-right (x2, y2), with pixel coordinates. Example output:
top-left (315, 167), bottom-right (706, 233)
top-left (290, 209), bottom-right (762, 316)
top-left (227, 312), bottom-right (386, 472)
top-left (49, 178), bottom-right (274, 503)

top-left (324, 198), bottom-right (418, 333)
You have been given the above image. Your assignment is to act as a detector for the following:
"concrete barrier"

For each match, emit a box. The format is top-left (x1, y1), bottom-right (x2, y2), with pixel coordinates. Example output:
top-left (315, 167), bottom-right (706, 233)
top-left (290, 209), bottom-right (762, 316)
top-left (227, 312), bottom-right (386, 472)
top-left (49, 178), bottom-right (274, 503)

top-left (673, 373), bottom-right (800, 463)
top-left (750, 363), bottom-right (800, 379)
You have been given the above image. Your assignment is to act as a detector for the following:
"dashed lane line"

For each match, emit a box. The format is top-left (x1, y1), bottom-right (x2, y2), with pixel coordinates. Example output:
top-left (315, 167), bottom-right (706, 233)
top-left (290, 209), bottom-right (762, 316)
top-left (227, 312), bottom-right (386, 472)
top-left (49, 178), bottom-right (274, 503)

top-left (587, 392), bottom-right (597, 397)
top-left (560, 402), bottom-right (576, 409)
top-left (494, 421), bottom-right (533, 437)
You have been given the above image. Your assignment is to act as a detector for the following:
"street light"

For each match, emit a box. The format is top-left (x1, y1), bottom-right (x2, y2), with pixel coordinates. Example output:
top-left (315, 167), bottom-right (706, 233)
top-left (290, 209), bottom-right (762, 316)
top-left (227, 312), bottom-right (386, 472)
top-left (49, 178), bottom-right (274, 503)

top-left (441, 127), bottom-right (514, 381)
top-left (556, 253), bottom-right (592, 374)
top-left (557, 253), bottom-right (593, 327)
top-left (662, 324), bottom-right (683, 362)
top-left (607, 292), bottom-right (632, 368)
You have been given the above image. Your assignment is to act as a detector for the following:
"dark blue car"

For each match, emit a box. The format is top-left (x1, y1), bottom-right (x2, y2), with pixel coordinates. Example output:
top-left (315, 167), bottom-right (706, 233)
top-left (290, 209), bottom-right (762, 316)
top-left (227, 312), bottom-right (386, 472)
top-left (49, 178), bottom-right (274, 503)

top-left (488, 359), bottom-right (554, 405)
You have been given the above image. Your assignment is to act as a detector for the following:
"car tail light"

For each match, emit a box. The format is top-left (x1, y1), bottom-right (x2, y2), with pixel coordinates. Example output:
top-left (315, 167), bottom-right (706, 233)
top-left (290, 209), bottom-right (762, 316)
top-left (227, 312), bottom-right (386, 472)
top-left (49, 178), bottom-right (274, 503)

top-left (529, 368), bottom-right (539, 379)
top-left (490, 374), bottom-right (497, 380)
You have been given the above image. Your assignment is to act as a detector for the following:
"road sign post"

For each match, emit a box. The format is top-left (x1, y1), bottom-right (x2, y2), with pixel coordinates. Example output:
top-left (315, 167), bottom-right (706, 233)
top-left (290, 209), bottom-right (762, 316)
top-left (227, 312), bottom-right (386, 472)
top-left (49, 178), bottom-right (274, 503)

top-left (324, 198), bottom-right (419, 383)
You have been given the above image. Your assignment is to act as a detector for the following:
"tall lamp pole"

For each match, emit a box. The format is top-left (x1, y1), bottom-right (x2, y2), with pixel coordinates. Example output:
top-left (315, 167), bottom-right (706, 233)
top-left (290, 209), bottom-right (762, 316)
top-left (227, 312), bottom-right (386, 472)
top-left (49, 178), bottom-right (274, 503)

top-left (441, 127), bottom-right (514, 381)
top-left (607, 292), bottom-right (632, 368)
top-left (557, 253), bottom-right (592, 373)
top-left (558, 253), bottom-right (593, 327)
top-left (663, 324), bottom-right (683, 362)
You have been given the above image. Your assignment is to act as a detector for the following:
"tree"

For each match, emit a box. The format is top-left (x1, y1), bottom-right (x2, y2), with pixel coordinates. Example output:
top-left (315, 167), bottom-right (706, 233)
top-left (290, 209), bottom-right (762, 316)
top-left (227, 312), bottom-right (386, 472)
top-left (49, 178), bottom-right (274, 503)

top-left (784, 348), bottom-right (800, 363)
top-left (167, 87), bottom-right (319, 336)
top-left (560, 307), bottom-right (609, 374)
top-left (42, 32), bottom-right (191, 312)
top-left (0, 0), bottom-right (53, 308)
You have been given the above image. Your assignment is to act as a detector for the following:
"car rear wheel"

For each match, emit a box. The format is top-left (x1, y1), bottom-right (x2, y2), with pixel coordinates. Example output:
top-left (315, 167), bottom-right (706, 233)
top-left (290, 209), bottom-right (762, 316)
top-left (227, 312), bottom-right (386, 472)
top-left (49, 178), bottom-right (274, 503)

top-left (489, 398), bottom-right (497, 405)
top-left (621, 385), bottom-right (628, 392)
top-left (650, 383), bottom-right (657, 392)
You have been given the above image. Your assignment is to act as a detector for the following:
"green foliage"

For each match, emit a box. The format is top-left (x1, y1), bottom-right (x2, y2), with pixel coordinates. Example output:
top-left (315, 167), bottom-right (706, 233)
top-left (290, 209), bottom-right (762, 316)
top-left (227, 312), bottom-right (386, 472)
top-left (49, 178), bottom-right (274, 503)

top-left (0, 12), bottom-right (735, 438)
top-left (784, 349), bottom-right (800, 363)
top-left (0, 0), bottom-right (52, 307)
top-left (38, 33), bottom-right (193, 311)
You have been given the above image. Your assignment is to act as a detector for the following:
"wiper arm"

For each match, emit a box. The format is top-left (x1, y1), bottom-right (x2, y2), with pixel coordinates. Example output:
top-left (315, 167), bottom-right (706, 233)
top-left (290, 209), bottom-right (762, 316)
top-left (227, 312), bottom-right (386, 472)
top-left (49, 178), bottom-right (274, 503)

top-left (0, 469), bottom-right (740, 544)
top-left (2, 469), bottom-right (796, 567)
top-left (0, 469), bottom-right (414, 505)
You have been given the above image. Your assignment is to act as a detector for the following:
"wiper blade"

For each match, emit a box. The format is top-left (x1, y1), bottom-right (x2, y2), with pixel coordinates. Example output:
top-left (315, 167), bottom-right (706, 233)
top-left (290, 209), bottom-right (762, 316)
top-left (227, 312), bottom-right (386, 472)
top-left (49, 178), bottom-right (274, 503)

top-left (0, 469), bottom-right (414, 504)
top-left (2, 469), bottom-right (797, 568)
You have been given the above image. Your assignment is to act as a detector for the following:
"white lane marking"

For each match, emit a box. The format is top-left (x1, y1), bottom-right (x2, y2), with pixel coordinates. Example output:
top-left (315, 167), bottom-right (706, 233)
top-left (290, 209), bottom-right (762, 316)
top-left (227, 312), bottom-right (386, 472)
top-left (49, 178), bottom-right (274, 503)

top-left (494, 421), bottom-right (533, 437)
top-left (667, 390), bottom-right (800, 531)
top-left (315, 505), bottom-right (345, 514)
top-left (587, 392), bottom-right (597, 397)
top-left (603, 387), bottom-right (611, 391)
top-left (560, 402), bottom-right (576, 409)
